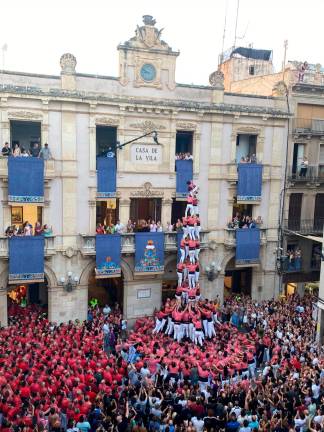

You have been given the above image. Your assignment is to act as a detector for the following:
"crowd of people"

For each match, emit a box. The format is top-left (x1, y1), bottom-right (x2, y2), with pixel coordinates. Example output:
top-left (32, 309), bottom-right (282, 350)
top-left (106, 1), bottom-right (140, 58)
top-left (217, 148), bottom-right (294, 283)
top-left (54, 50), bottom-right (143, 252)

top-left (284, 248), bottom-right (302, 272)
top-left (238, 155), bottom-right (257, 164)
top-left (96, 220), bottom-right (189, 235)
top-left (5, 222), bottom-right (53, 237)
top-left (0, 294), bottom-right (321, 431)
top-left (1, 142), bottom-right (53, 160)
top-left (227, 215), bottom-right (263, 230)
top-left (175, 153), bottom-right (193, 161)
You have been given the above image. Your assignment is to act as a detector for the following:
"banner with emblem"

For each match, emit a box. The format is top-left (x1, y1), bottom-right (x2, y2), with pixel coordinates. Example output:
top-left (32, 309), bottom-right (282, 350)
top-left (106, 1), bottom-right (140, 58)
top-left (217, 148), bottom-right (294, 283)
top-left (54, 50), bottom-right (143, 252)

top-left (95, 234), bottom-right (121, 278)
top-left (135, 232), bottom-right (164, 275)
top-left (8, 157), bottom-right (44, 204)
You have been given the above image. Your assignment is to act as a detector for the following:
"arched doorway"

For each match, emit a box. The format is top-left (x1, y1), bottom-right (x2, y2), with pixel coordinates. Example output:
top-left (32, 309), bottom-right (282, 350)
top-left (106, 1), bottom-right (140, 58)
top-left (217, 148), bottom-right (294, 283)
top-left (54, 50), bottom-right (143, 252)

top-left (224, 257), bottom-right (252, 298)
top-left (7, 278), bottom-right (48, 312)
top-left (88, 269), bottom-right (124, 309)
top-left (162, 257), bottom-right (177, 303)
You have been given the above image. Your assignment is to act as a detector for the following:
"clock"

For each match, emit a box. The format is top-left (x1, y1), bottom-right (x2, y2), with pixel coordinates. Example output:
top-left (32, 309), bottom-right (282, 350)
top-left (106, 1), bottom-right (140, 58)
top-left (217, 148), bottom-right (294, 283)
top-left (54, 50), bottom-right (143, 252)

top-left (140, 63), bottom-right (156, 82)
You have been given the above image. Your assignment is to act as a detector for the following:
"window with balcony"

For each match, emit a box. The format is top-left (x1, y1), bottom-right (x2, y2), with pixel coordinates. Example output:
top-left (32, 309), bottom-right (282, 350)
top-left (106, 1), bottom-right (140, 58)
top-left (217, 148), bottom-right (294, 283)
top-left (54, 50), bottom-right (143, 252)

top-left (314, 194), bottom-right (324, 232)
top-left (248, 65), bottom-right (255, 76)
top-left (10, 120), bottom-right (41, 154)
top-left (176, 131), bottom-right (193, 156)
top-left (130, 198), bottom-right (162, 227)
top-left (171, 199), bottom-right (186, 225)
top-left (96, 199), bottom-right (119, 228)
top-left (288, 193), bottom-right (303, 230)
top-left (236, 134), bottom-right (256, 163)
top-left (96, 126), bottom-right (117, 158)
top-left (292, 143), bottom-right (305, 177)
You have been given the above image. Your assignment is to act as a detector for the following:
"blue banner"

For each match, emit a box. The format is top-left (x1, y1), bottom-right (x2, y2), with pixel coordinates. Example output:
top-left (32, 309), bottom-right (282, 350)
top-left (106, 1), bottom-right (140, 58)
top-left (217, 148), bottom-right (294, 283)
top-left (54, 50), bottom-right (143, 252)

top-left (9, 236), bottom-right (44, 284)
top-left (97, 157), bottom-right (116, 198)
top-left (176, 160), bottom-right (193, 199)
top-left (8, 157), bottom-right (44, 203)
top-left (95, 234), bottom-right (121, 278)
top-left (135, 232), bottom-right (164, 274)
top-left (235, 228), bottom-right (260, 266)
top-left (237, 164), bottom-right (263, 202)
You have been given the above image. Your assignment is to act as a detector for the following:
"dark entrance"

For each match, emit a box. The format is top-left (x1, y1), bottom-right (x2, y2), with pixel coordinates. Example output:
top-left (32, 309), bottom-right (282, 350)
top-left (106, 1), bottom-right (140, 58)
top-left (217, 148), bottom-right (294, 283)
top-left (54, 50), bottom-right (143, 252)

top-left (88, 269), bottom-right (123, 309)
top-left (171, 199), bottom-right (186, 224)
top-left (96, 126), bottom-right (117, 157)
top-left (224, 258), bottom-right (252, 297)
top-left (7, 278), bottom-right (48, 311)
top-left (130, 198), bottom-right (162, 224)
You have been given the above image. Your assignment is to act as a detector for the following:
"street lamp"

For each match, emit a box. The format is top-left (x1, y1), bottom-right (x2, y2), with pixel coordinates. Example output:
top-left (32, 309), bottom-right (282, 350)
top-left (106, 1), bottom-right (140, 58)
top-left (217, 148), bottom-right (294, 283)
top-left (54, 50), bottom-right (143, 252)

top-left (116, 130), bottom-right (159, 150)
top-left (205, 262), bottom-right (221, 282)
top-left (58, 271), bottom-right (79, 292)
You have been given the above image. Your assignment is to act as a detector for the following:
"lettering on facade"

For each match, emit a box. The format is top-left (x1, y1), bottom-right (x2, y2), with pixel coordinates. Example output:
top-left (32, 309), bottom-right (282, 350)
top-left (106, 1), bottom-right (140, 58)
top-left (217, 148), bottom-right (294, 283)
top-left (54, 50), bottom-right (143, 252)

top-left (131, 144), bottom-right (162, 164)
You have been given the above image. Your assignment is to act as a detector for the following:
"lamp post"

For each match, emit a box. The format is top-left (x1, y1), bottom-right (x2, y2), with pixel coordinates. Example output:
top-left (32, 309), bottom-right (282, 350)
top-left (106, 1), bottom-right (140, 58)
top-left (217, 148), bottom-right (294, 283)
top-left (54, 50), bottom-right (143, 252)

top-left (58, 271), bottom-right (79, 292)
top-left (116, 130), bottom-right (159, 150)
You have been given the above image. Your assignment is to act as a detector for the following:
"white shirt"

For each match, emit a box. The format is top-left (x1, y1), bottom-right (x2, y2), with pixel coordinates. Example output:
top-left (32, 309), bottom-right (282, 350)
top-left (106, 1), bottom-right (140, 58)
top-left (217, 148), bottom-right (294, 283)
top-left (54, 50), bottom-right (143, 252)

top-left (191, 417), bottom-right (204, 432)
top-left (115, 223), bottom-right (124, 233)
top-left (312, 383), bottom-right (320, 399)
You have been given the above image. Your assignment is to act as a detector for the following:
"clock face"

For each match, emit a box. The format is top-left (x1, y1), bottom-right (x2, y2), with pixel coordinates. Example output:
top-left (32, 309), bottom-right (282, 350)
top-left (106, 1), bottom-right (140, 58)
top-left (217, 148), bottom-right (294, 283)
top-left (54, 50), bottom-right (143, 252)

top-left (140, 63), bottom-right (156, 82)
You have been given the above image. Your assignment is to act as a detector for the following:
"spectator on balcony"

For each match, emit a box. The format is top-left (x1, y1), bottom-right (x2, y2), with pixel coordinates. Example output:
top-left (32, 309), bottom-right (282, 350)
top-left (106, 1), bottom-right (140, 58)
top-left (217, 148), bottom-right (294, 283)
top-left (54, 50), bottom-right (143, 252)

top-left (299, 156), bottom-right (309, 177)
top-left (156, 221), bottom-right (162, 232)
top-left (30, 142), bottom-right (40, 157)
top-left (105, 223), bottom-right (116, 235)
top-left (12, 144), bottom-right (21, 157)
top-left (115, 219), bottom-right (125, 234)
top-left (39, 143), bottom-right (52, 160)
top-left (34, 221), bottom-right (43, 236)
top-left (126, 219), bottom-right (135, 233)
top-left (1, 142), bottom-right (11, 157)
top-left (166, 221), bottom-right (173, 232)
top-left (175, 218), bottom-right (183, 232)
top-left (298, 61), bottom-right (308, 82)
top-left (250, 153), bottom-right (257, 163)
top-left (23, 221), bottom-right (33, 236)
top-left (96, 223), bottom-right (105, 234)
top-left (43, 224), bottom-right (53, 237)
top-left (21, 147), bottom-right (30, 157)
top-left (150, 220), bottom-right (157, 232)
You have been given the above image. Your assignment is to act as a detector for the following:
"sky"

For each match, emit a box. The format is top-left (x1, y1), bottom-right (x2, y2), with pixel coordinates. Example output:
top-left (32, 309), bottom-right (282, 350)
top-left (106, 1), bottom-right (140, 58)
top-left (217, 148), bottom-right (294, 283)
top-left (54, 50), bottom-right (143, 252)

top-left (0, 0), bottom-right (323, 86)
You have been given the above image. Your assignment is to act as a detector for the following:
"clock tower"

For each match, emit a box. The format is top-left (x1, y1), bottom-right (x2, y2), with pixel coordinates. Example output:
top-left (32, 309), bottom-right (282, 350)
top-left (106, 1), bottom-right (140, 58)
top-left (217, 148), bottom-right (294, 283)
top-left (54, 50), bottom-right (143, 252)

top-left (118, 15), bottom-right (179, 90)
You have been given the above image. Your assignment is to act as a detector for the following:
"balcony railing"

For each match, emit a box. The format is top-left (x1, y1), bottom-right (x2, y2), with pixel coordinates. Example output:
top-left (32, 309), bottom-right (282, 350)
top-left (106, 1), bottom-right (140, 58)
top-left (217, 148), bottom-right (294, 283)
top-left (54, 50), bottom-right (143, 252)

top-left (80, 231), bottom-right (209, 256)
top-left (292, 118), bottom-right (324, 135)
top-left (0, 157), bottom-right (55, 180)
top-left (0, 236), bottom-right (56, 258)
top-left (282, 256), bottom-right (303, 273)
top-left (287, 165), bottom-right (324, 183)
top-left (283, 219), bottom-right (324, 235)
top-left (224, 228), bottom-right (267, 247)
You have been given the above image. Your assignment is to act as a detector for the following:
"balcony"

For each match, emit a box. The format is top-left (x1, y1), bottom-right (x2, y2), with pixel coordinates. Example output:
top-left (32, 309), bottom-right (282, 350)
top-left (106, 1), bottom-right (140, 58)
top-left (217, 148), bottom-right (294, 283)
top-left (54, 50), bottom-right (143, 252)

top-left (283, 219), bottom-right (324, 235)
top-left (292, 118), bottom-right (324, 136)
top-left (287, 165), bottom-right (324, 185)
top-left (224, 228), bottom-right (267, 247)
top-left (0, 157), bottom-right (56, 180)
top-left (0, 236), bottom-right (57, 258)
top-left (79, 231), bottom-right (209, 256)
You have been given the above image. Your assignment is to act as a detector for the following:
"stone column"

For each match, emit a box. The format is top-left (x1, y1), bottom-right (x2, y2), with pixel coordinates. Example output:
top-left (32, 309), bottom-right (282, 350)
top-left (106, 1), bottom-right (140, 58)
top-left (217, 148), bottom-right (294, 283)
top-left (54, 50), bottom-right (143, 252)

top-left (0, 98), bottom-right (9, 144)
top-left (48, 284), bottom-right (88, 324)
top-left (89, 104), bottom-right (97, 174)
top-left (41, 100), bottom-right (49, 145)
top-left (0, 287), bottom-right (8, 327)
top-left (119, 198), bottom-right (131, 224)
top-left (89, 200), bottom-right (96, 234)
top-left (161, 198), bottom-right (172, 226)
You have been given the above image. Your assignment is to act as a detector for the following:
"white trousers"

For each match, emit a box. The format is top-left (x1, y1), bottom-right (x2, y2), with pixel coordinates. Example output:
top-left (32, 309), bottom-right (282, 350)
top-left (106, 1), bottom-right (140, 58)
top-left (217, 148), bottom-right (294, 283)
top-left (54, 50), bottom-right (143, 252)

top-left (180, 248), bottom-right (185, 263)
top-left (189, 250), bottom-right (195, 264)
top-left (185, 204), bottom-right (193, 217)
top-left (203, 319), bottom-right (208, 336)
top-left (177, 272), bottom-right (183, 286)
top-left (195, 271), bottom-right (200, 283)
top-left (182, 323), bottom-right (189, 338)
top-left (194, 330), bottom-right (204, 346)
top-left (189, 323), bottom-right (195, 341)
top-left (188, 274), bottom-right (196, 288)
top-left (193, 205), bottom-right (199, 216)
top-left (153, 318), bottom-right (162, 333)
top-left (166, 318), bottom-right (174, 335)
top-left (188, 226), bottom-right (195, 240)
top-left (195, 226), bottom-right (201, 240)
top-left (207, 321), bottom-right (216, 338)
top-left (183, 227), bottom-right (189, 239)
top-left (195, 248), bottom-right (200, 261)
top-left (174, 324), bottom-right (182, 342)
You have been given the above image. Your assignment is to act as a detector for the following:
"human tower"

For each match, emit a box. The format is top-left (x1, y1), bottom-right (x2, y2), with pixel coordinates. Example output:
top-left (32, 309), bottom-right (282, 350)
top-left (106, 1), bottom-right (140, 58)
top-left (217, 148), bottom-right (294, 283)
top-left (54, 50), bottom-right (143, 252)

top-left (153, 180), bottom-right (219, 345)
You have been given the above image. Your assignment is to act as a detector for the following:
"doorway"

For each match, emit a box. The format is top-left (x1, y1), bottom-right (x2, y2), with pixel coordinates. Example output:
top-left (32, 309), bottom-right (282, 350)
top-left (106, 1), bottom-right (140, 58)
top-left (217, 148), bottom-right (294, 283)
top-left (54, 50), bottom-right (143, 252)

top-left (171, 199), bottom-right (187, 224)
top-left (96, 126), bottom-right (117, 157)
top-left (96, 199), bottom-right (119, 226)
top-left (224, 257), bottom-right (252, 297)
top-left (130, 198), bottom-right (162, 224)
top-left (7, 278), bottom-right (48, 315)
top-left (88, 269), bottom-right (123, 309)
top-left (236, 134), bottom-right (257, 163)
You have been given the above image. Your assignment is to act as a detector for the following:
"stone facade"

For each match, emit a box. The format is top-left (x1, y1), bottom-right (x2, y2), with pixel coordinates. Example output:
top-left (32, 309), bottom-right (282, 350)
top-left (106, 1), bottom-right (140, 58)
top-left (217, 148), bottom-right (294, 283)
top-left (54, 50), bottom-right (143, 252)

top-left (0, 17), bottom-right (289, 325)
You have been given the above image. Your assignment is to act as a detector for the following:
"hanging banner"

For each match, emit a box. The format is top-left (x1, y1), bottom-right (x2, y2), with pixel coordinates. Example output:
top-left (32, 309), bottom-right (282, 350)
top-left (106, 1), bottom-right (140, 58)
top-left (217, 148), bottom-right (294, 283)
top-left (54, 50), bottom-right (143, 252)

top-left (135, 232), bottom-right (164, 275)
top-left (95, 234), bottom-right (121, 278)
top-left (237, 164), bottom-right (263, 203)
top-left (8, 157), bottom-right (44, 203)
top-left (235, 228), bottom-right (260, 266)
top-left (9, 236), bottom-right (44, 284)
top-left (97, 157), bottom-right (116, 199)
top-left (176, 160), bottom-right (193, 199)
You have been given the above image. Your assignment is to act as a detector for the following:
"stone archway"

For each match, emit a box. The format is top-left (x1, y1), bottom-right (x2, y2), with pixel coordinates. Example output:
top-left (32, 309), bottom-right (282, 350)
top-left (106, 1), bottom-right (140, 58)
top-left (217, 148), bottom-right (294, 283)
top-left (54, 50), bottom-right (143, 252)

top-left (223, 256), bottom-right (252, 297)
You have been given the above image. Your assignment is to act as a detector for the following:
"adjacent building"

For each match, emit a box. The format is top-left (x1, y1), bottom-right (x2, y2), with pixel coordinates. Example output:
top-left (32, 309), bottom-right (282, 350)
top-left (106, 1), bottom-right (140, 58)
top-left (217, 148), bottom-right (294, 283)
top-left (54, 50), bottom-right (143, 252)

top-left (220, 47), bottom-right (324, 296)
top-left (0, 17), bottom-right (289, 326)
